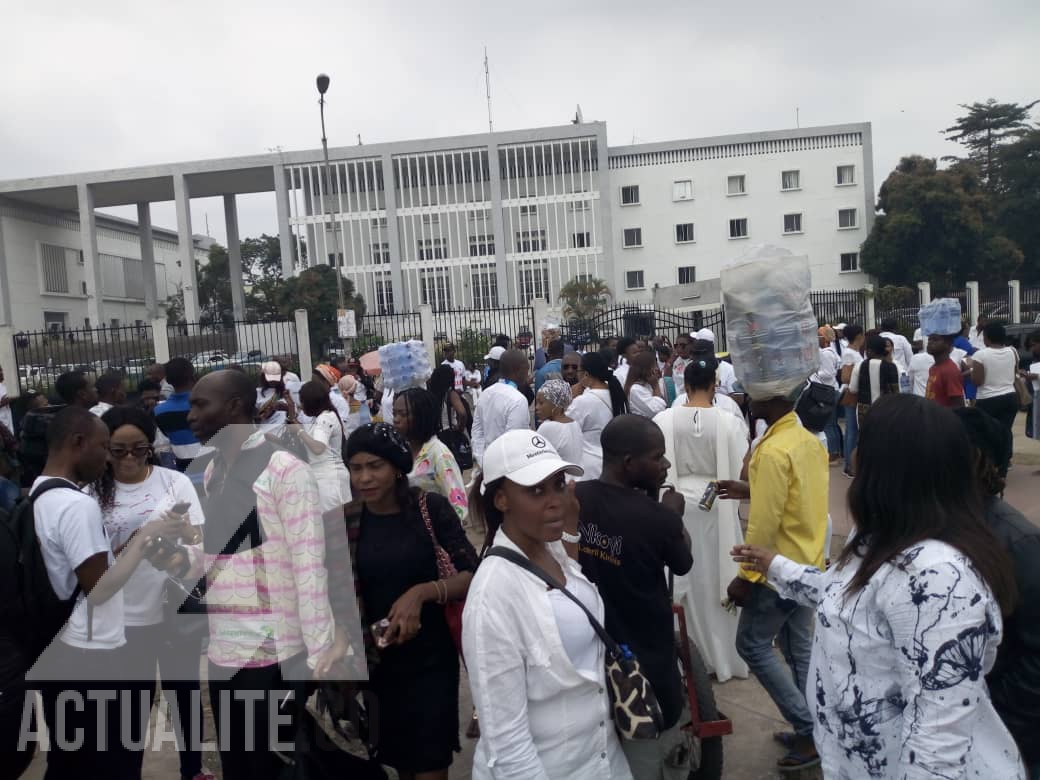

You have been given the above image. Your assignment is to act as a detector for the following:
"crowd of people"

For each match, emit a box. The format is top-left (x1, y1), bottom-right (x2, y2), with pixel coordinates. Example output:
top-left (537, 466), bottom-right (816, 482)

top-left (0, 314), bottom-right (1035, 780)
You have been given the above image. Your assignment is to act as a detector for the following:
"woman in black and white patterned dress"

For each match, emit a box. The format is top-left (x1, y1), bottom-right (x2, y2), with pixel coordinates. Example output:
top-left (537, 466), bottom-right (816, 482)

top-left (734, 394), bottom-right (1024, 779)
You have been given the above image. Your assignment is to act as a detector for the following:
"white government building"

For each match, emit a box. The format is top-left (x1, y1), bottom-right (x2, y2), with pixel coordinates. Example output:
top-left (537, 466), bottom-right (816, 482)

top-left (0, 120), bottom-right (873, 330)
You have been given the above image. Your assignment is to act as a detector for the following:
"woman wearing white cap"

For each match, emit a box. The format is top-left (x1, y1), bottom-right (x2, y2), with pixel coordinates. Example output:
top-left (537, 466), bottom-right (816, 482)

top-left (464, 429), bottom-right (633, 780)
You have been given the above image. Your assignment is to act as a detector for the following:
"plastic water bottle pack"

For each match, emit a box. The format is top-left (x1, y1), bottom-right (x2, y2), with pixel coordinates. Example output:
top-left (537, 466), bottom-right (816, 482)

top-left (378, 340), bottom-right (432, 391)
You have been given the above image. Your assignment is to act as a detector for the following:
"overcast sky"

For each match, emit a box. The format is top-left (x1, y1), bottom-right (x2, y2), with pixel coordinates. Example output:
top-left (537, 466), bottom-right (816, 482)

top-left (2, 0), bottom-right (1037, 245)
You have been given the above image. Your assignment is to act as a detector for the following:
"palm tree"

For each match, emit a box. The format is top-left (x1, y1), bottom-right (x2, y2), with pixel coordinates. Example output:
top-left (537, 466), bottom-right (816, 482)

top-left (558, 277), bottom-right (612, 320)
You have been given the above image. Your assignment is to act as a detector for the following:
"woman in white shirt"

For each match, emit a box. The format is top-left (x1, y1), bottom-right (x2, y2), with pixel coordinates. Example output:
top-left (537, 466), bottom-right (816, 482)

top-left (535, 380), bottom-right (584, 471)
top-left (567, 352), bottom-right (628, 481)
top-left (463, 429), bottom-right (633, 780)
top-left (970, 322), bottom-right (1021, 469)
top-left (732, 394), bottom-right (1023, 779)
top-left (624, 351), bottom-right (667, 418)
top-left (838, 325), bottom-right (865, 477)
top-left (287, 380), bottom-right (352, 513)
top-left (92, 405), bottom-right (207, 780)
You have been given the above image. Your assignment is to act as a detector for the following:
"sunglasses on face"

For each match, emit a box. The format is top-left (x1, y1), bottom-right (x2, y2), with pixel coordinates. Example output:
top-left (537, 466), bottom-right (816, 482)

top-left (109, 445), bottom-right (152, 459)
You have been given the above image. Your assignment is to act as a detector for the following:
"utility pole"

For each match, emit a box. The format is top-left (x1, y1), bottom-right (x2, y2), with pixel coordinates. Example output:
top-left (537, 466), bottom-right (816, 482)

top-left (316, 73), bottom-right (351, 357)
top-left (484, 48), bottom-right (493, 134)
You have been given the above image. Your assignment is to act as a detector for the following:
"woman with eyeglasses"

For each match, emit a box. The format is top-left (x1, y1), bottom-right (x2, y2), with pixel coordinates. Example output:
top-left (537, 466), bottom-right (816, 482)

top-left (92, 406), bottom-right (208, 780)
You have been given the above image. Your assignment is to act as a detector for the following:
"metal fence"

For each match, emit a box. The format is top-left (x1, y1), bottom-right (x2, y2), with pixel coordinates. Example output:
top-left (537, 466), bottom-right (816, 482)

top-left (575, 305), bottom-right (728, 351)
top-left (1023, 287), bottom-right (1040, 324)
top-left (166, 320), bottom-right (301, 377)
top-left (431, 306), bottom-right (537, 367)
top-left (810, 290), bottom-right (867, 329)
top-left (353, 312), bottom-right (424, 357)
top-left (12, 323), bottom-right (155, 395)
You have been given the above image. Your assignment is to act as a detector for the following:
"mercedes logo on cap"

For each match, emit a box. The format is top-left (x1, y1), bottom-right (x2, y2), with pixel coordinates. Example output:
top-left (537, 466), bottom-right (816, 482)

top-left (531, 435), bottom-right (546, 449)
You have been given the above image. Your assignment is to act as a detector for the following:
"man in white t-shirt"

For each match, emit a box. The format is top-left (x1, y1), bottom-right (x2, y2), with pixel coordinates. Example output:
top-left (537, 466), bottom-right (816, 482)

top-left (0, 364), bottom-right (13, 436)
top-left (472, 349), bottom-right (532, 466)
top-left (441, 342), bottom-right (467, 393)
top-left (907, 335), bottom-right (935, 397)
top-left (879, 318), bottom-right (914, 381)
top-left (29, 406), bottom-right (156, 776)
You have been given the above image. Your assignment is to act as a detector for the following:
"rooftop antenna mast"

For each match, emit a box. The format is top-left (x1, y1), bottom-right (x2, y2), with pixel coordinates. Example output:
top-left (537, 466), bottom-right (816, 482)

top-left (484, 47), bottom-right (493, 133)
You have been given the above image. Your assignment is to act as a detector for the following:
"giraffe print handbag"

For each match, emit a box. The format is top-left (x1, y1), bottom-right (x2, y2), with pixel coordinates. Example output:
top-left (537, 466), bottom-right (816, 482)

top-left (486, 546), bottom-right (665, 740)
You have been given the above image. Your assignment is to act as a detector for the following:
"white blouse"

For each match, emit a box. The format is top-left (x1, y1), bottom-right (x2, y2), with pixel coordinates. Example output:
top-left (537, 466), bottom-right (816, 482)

top-left (627, 382), bottom-right (667, 418)
top-left (567, 388), bottom-right (615, 481)
top-left (463, 532), bottom-right (632, 780)
top-left (767, 540), bottom-right (1023, 779)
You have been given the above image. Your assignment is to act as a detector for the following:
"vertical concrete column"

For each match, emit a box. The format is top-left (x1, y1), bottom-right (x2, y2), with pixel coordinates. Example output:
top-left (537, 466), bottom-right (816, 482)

top-left (224, 194), bottom-right (246, 320)
top-left (294, 309), bottom-right (312, 377)
top-left (151, 316), bottom-right (170, 364)
top-left (302, 186), bottom-right (318, 270)
top-left (419, 304), bottom-right (436, 363)
top-left (173, 173), bottom-right (200, 323)
top-left (1009, 280), bottom-right (1021, 324)
top-left (274, 163), bottom-right (296, 277)
top-left (863, 283), bottom-right (876, 329)
top-left (77, 182), bottom-right (104, 328)
top-left (137, 203), bottom-right (159, 321)
top-left (966, 281), bottom-right (980, 326)
top-left (0, 214), bottom-right (13, 326)
top-left (594, 127), bottom-right (616, 299)
top-left (917, 282), bottom-right (931, 308)
top-left (0, 326), bottom-right (18, 398)
top-left (380, 153), bottom-right (405, 311)
top-left (532, 297), bottom-right (550, 335)
top-left (486, 141), bottom-right (510, 305)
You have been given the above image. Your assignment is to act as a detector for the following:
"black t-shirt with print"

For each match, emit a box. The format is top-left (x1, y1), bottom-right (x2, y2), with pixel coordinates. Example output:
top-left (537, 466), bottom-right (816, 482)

top-left (575, 480), bottom-right (694, 728)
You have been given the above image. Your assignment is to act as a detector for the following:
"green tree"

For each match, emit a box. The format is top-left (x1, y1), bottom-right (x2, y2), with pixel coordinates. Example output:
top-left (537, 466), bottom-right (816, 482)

top-left (455, 327), bottom-right (491, 368)
top-left (860, 155), bottom-right (1023, 289)
top-left (197, 244), bottom-right (233, 327)
top-left (274, 264), bottom-right (366, 355)
top-left (558, 277), bottom-right (612, 320)
top-left (995, 128), bottom-right (1040, 283)
top-left (943, 99), bottom-right (1038, 190)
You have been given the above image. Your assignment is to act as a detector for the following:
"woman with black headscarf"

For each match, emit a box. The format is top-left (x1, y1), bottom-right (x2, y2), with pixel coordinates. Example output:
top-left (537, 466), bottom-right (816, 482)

top-left (344, 423), bottom-right (479, 780)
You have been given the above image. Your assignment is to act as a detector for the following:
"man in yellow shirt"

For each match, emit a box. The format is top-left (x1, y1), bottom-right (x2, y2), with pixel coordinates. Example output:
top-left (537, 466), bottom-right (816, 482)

top-left (719, 394), bottom-right (828, 772)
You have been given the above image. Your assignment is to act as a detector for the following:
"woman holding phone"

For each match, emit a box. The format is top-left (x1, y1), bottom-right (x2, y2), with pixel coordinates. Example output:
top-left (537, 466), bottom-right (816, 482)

top-left (345, 423), bottom-right (478, 780)
top-left (92, 406), bottom-right (208, 780)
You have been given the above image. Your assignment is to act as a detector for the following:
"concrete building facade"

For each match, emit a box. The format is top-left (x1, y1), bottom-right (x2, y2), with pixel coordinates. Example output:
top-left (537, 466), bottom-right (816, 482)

top-left (0, 120), bottom-right (872, 331)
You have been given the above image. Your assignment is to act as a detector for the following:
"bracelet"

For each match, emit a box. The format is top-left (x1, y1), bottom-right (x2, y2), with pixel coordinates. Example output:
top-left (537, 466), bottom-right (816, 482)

top-left (435, 580), bottom-right (448, 604)
top-left (561, 530), bottom-right (581, 544)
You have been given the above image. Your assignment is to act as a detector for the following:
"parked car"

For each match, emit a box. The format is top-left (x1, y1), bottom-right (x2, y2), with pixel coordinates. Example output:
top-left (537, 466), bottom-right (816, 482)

top-left (191, 351), bottom-right (232, 371)
top-left (230, 350), bottom-right (265, 370)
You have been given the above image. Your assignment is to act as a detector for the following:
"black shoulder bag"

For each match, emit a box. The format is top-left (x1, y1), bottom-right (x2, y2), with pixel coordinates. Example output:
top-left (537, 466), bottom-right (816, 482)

top-left (485, 546), bottom-right (664, 740)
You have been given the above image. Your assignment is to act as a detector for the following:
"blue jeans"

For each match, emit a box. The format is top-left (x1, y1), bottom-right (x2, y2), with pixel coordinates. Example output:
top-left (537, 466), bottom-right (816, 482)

top-left (823, 403), bottom-right (842, 456)
top-left (736, 583), bottom-right (814, 737)
top-left (843, 403), bottom-right (859, 473)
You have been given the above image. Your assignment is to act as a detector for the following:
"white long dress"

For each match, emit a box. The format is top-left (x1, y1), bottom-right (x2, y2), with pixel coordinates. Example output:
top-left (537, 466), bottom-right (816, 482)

top-left (655, 405), bottom-right (749, 682)
top-left (302, 410), bottom-right (352, 512)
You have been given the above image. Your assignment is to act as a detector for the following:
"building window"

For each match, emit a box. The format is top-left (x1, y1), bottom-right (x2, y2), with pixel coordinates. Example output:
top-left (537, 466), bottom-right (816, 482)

top-left (569, 198), bottom-right (591, 212)
top-left (469, 209), bottom-right (489, 223)
top-left (519, 203), bottom-right (538, 217)
top-left (41, 244), bottom-right (69, 293)
top-left (515, 229), bottom-right (547, 253)
top-left (417, 238), bottom-right (447, 261)
top-left (727, 175), bottom-right (746, 196)
top-left (421, 213), bottom-right (440, 225)
top-left (623, 228), bottom-right (643, 248)
top-left (675, 223), bottom-right (695, 243)
top-left (838, 208), bottom-right (858, 229)
top-left (327, 252), bottom-right (345, 267)
top-left (471, 267), bottom-right (499, 308)
top-left (625, 270), bottom-right (645, 290)
top-left (620, 185), bottom-right (640, 205)
top-left (420, 270), bottom-right (451, 311)
top-left (44, 311), bottom-right (68, 330)
top-left (783, 213), bottom-right (803, 234)
top-left (840, 252), bottom-right (859, 272)
top-left (371, 242), bottom-right (391, 263)
top-left (781, 170), bottom-right (800, 191)
top-left (375, 277), bottom-right (395, 314)
top-left (673, 179), bottom-right (694, 201)
top-left (469, 234), bottom-right (495, 257)
top-left (729, 218), bottom-right (748, 239)
top-left (370, 217), bottom-right (388, 229)
top-left (837, 165), bottom-right (855, 185)
top-left (574, 273), bottom-right (593, 284)
top-left (517, 260), bottom-right (549, 305)
top-left (678, 266), bottom-right (696, 285)
top-left (572, 232), bottom-right (592, 249)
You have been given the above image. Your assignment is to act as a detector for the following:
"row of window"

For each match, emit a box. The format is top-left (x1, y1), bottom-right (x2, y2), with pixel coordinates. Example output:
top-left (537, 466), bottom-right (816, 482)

top-left (619, 165), bottom-right (856, 206)
top-left (621, 208), bottom-right (859, 248)
top-left (622, 251), bottom-right (860, 291)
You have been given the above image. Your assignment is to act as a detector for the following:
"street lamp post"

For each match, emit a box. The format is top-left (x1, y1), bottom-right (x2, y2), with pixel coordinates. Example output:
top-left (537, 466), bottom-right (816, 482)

top-left (316, 73), bottom-right (349, 356)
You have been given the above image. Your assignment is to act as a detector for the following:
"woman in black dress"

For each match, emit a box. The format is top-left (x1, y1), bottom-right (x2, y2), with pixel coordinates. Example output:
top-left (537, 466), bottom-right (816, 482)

top-left (344, 423), bottom-right (478, 780)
